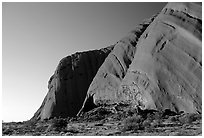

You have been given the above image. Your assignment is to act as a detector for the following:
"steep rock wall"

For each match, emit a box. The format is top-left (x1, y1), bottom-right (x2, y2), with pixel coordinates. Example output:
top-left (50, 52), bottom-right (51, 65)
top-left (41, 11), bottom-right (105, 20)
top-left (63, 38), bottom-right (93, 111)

top-left (33, 2), bottom-right (202, 120)
top-left (79, 2), bottom-right (202, 115)
top-left (78, 15), bottom-right (157, 114)
top-left (117, 2), bottom-right (202, 113)
top-left (32, 46), bottom-right (114, 120)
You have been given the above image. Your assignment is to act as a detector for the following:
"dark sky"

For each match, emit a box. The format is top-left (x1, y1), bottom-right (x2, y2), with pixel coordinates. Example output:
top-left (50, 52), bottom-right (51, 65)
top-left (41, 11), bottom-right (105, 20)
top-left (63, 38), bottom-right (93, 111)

top-left (2, 2), bottom-right (166, 122)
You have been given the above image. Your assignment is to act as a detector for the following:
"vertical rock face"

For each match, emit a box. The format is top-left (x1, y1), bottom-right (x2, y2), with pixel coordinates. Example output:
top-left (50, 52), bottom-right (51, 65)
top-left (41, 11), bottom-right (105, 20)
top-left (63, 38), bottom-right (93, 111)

top-left (33, 2), bottom-right (202, 120)
top-left (80, 2), bottom-right (202, 114)
top-left (32, 46), bottom-right (114, 120)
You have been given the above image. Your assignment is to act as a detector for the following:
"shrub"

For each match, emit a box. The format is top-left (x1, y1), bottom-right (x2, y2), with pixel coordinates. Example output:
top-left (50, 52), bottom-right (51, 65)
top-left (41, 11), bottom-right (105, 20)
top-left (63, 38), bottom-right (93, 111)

top-left (66, 126), bottom-right (80, 133)
top-left (153, 112), bottom-right (163, 120)
top-left (151, 119), bottom-right (162, 127)
top-left (142, 119), bottom-right (151, 130)
top-left (3, 128), bottom-right (13, 135)
top-left (82, 106), bottom-right (113, 122)
top-left (51, 118), bottom-right (68, 131)
top-left (169, 116), bottom-right (179, 122)
top-left (179, 113), bottom-right (201, 124)
top-left (122, 115), bottom-right (145, 131)
top-left (127, 107), bottom-right (138, 116)
top-left (146, 113), bottom-right (155, 121)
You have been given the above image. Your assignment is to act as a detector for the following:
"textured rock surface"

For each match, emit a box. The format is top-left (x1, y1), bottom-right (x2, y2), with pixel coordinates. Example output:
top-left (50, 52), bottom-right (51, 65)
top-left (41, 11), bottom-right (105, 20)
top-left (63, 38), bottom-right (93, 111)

top-left (118, 2), bottom-right (202, 113)
top-left (33, 2), bottom-right (202, 120)
top-left (32, 46), bottom-right (114, 120)
top-left (78, 15), bottom-right (157, 115)
top-left (80, 2), bottom-right (202, 114)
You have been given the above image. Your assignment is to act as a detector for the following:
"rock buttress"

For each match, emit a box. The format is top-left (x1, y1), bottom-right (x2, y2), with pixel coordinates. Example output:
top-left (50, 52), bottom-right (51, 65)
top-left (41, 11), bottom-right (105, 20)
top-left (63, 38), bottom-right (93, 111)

top-left (32, 46), bottom-right (114, 120)
top-left (78, 14), bottom-right (157, 115)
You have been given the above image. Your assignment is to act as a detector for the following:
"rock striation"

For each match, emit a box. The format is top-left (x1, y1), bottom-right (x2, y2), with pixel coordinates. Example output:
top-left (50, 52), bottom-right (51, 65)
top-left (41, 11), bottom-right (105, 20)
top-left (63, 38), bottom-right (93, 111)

top-left (32, 46), bottom-right (114, 120)
top-left (116, 2), bottom-right (202, 113)
top-left (32, 2), bottom-right (202, 120)
top-left (79, 2), bottom-right (202, 115)
top-left (77, 14), bottom-right (157, 115)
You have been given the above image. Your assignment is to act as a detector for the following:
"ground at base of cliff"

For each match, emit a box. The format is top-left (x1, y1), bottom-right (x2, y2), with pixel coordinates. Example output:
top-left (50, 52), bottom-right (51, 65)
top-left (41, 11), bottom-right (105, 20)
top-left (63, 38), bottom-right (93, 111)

top-left (2, 105), bottom-right (202, 136)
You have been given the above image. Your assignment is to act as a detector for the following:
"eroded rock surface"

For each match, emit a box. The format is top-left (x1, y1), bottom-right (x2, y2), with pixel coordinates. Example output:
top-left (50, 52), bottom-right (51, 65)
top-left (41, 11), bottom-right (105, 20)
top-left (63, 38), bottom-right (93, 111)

top-left (77, 15), bottom-right (157, 115)
top-left (32, 46), bottom-right (114, 120)
top-left (33, 2), bottom-right (202, 120)
top-left (80, 2), bottom-right (202, 114)
top-left (117, 2), bottom-right (202, 113)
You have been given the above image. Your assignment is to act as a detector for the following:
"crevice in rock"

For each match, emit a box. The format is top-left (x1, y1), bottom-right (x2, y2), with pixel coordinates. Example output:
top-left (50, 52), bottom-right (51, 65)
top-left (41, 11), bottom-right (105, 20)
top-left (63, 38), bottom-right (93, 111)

top-left (161, 21), bottom-right (176, 30)
top-left (77, 95), bottom-right (97, 117)
top-left (111, 54), bottom-right (126, 78)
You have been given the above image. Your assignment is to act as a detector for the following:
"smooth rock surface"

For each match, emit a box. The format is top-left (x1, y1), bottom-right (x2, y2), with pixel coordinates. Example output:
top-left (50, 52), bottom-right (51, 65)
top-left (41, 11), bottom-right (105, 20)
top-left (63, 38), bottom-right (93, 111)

top-left (117, 2), bottom-right (202, 113)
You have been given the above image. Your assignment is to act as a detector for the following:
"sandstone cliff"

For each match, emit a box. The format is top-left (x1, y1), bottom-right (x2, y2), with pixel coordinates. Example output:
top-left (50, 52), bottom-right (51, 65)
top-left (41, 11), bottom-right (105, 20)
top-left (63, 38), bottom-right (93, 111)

top-left (77, 15), bottom-right (157, 115)
top-left (33, 2), bottom-right (202, 120)
top-left (79, 2), bottom-right (202, 115)
top-left (32, 46), bottom-right (114, 120)
top-left (116, 2), bottom-right (202, 113)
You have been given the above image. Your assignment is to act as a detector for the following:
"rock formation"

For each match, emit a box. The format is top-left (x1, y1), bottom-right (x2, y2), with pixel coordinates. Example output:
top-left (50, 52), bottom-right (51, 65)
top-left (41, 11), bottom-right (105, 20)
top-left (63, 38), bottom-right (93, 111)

top-left (77, 14), bottom-right (157, 115)
top-left (32, 2), bottom-right (202, 120)
top-left (32, 46), bottom-right (114, 120)
top-left (79, 2), bottom-right (202, 114)
top-left (116, 2), bottom-right (202, 113)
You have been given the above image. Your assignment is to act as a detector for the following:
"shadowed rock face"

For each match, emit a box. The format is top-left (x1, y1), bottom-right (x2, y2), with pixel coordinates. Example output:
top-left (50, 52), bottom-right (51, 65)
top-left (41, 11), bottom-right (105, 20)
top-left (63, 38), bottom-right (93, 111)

top-left (33, 2), bottom-right (202, 120)
top-left (32, 46), bottom-right (114, 120)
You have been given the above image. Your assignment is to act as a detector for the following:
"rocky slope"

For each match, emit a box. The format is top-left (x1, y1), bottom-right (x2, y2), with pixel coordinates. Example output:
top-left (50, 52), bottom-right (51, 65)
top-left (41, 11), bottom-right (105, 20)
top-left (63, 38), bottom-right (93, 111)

top-left (3, 105), bottom-right (202, 136)
top-left (32, 2), bottom-right (202, 120)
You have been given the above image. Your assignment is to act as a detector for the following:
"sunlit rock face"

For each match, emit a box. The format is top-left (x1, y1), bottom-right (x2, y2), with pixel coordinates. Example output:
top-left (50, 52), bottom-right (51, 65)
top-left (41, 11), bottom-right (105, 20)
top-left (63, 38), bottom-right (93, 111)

top-left (80, 2), bottom-right (202, 114)
top-left (117, 2), bottom-right (202, 113)
top-left (33, 2), bottom-right (202, 120)
top-left (78, 15), bottom-right (157, 114)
